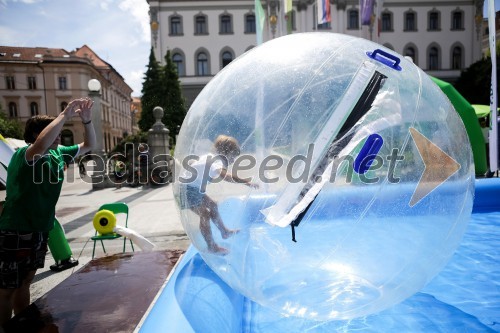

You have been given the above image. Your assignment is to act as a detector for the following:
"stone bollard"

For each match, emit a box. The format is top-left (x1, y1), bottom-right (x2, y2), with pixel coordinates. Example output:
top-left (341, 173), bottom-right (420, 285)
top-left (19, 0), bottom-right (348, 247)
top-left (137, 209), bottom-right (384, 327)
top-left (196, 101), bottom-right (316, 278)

top-left (147, 107), bottom-right (172, 185)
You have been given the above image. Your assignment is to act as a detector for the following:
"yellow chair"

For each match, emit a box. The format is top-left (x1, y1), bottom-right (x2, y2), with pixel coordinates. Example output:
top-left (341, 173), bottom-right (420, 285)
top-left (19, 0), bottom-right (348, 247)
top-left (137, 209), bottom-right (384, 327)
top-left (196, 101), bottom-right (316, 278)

top-left (91, 202), bottom-right (135, 259)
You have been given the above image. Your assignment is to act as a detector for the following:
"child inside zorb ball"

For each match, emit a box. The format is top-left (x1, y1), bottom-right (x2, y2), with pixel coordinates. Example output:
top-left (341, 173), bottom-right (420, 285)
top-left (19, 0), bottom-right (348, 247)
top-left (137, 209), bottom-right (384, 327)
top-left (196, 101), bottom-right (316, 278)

top-left (173, 33), bottom-right (474, 320)
top-left (178, 135), bottom-right (258, 255)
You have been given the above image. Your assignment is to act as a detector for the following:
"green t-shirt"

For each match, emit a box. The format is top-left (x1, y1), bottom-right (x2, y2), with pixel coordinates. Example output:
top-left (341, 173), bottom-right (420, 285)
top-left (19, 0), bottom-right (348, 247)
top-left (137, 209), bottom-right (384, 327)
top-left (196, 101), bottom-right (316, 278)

top-left (0, 144), bottom-right (79, 232)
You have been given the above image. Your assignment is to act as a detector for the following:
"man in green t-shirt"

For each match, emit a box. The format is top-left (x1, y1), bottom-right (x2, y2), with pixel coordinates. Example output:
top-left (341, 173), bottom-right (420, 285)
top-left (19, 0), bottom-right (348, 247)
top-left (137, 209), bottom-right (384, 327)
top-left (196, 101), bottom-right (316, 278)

top-left (0, 97), bottom-right (96, 325)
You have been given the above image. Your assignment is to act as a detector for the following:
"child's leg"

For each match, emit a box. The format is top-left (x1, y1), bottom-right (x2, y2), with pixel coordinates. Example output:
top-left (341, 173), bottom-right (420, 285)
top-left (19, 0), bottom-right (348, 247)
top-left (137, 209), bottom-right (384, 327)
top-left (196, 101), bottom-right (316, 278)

top-left (196, 207), bottom-right (215, 248)
top-left (203, 196), bottom-right (225, 231)
top-left (203, 196), bottom-right (239, 239)
top-left (193, 205), bottom-right (228, 254)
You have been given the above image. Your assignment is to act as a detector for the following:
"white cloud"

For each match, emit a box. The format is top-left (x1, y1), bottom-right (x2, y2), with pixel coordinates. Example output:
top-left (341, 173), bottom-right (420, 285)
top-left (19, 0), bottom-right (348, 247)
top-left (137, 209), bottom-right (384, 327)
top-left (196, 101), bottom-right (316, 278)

top-left (3, 0), bottom-right (43, 3)
top-left (0, 0), bottom-right (41, 7)
top-left (0, 26), bottom-right (35, 45)
top-left (119, 0), bottom-right (150, 42)
top-left (99, 0), bottom-right (113, 11)
top-left (0, 27), bottom-right (14, 44)
top-left (129, 69), bottom-right (145, 96)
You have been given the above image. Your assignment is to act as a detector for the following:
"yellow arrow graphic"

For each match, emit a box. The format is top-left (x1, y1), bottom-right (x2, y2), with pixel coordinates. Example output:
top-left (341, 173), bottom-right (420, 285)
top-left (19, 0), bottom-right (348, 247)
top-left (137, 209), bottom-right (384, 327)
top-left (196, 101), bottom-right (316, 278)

top-left (409, 127), bottom-right (461, 207)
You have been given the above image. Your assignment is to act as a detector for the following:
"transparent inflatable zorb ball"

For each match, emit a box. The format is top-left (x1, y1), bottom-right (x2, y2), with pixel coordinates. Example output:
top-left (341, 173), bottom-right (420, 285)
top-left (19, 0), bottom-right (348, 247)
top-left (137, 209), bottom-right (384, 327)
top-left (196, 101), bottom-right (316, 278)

top-left (173, 33), bottom-right (474, 320)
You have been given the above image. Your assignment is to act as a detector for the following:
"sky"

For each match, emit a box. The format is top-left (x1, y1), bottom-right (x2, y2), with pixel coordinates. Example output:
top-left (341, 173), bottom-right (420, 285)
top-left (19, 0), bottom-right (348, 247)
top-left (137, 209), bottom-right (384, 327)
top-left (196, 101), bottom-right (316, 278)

top-left (0, 0), bottom-right (150, 96)
top-left (485, 0), bottom-right (500, 16)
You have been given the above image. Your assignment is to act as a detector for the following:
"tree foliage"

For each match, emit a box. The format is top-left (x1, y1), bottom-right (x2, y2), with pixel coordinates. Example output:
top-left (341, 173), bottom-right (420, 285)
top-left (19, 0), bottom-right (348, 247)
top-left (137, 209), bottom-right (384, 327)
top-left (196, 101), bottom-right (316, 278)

top-left (111, 131), bottom-right (148, 154)
top-left (454, 56), bottom-right (500, 105)
top-left (484, 41), bottom-right (500, 58)
top-left (139, 47), bottom-right (163, 131)
top-left (139, 48), bottom-right (187, 139)
top-left (160, 50), bottom-right (187, 139)
top-left (0, 104), bottom-right (23, 139)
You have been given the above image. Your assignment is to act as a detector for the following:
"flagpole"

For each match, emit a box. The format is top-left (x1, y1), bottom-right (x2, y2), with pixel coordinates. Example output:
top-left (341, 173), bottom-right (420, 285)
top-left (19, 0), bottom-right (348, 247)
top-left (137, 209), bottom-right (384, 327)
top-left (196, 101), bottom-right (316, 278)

top-left (267, 1), bottom-right (271, 39)
top-left (376, 0), bottom-right (383, 41)
top-left (488, 0), bottom-right (498, 172)
top-left (281, 1), bottom-right (285, 35)
top-left (359, 0), bottom-right (363, 37)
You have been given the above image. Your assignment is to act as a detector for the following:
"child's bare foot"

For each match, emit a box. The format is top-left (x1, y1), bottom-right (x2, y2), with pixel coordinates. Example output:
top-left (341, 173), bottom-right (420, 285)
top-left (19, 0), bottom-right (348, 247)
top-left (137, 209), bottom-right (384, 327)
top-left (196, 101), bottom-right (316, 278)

top-left (222, 229), bottom-right (240, 239)
top-left (208, 244), bottom-right (229, 255)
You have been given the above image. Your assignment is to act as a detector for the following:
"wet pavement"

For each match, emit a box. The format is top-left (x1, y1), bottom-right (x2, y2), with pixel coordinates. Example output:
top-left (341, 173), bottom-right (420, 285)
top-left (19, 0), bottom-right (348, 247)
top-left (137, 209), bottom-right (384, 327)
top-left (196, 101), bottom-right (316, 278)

top-left (4, 250), bottom-right (184, 333)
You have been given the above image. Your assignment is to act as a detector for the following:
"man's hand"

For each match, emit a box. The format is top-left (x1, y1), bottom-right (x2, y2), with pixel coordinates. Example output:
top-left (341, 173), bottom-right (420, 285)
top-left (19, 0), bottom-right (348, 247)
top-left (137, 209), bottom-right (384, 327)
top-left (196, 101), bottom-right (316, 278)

top-left (62, 98), bottom-right (93, 122)
top-left (76, 97), bottom-right (93, 123)
top-left (62, 99), bottom-right (81, 118)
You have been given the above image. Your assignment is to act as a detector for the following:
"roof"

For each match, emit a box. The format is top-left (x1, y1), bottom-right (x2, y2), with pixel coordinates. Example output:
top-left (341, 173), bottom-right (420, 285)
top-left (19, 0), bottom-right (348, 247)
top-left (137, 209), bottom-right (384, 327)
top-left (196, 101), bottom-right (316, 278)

top-left (0, 45), bottom-right (114, 71)
top-left (73, 44), bottom-right (110, 69)
top-left (0, 44), bottom-right (131, 92)
top-left (73, 44), bottom-right (126, 82)
top-left (0, 46), bottom-right (72, 61)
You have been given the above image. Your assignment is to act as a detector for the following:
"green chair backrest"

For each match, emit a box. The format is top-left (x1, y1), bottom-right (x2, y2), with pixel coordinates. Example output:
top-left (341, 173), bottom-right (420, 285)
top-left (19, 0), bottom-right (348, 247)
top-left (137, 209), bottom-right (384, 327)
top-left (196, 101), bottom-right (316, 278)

top-left (98, 202), bottom-right (129, 227)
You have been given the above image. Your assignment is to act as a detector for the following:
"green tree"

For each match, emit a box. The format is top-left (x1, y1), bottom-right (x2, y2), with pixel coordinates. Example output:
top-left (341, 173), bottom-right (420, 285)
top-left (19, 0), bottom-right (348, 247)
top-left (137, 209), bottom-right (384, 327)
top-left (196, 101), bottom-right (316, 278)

top-left (111, 132), bottom-right (148, 154)
top-left (0, 104), bottom-right (23, 139)
top-left (454, 56), bottom-right (500, 105)
top-left (484, 41), bottom-right (500, 58)
top-left (139, 47), bottom-right (163, 131)
top-left (160, 50), bottom-right (187, 141)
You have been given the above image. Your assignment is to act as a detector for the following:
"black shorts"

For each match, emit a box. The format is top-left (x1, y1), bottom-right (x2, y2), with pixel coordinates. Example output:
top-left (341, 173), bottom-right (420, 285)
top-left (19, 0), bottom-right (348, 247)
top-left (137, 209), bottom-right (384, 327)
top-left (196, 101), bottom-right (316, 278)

top-left (0, 230), bottom-right (49, 289)
top-left (114, 171), bottom-right (125, 182)
top-left (139, 165), bottom-right (149, 182)
top-left (179, 185), bottom-right (205, 210)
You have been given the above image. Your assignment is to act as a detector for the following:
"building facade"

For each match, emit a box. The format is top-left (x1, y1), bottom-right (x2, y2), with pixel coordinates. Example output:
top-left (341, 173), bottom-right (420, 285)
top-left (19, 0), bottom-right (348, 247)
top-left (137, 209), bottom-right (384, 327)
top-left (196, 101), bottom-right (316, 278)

top-left (131, 96), bottom-right (142, 134)
top-left (147, 0), bottom-right (485, 107)
top-left (0, 45), bottom-right (133, 152)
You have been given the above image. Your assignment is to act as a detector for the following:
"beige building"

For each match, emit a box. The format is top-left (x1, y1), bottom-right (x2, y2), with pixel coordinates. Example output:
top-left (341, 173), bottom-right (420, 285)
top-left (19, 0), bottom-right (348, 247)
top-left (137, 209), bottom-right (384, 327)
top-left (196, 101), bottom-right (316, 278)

top-left (147, 0), bottom-right (485, 107)
top-left (131, 96), bottom-right (142, 135)
top-left (0, 45), bottom-right (133, 152)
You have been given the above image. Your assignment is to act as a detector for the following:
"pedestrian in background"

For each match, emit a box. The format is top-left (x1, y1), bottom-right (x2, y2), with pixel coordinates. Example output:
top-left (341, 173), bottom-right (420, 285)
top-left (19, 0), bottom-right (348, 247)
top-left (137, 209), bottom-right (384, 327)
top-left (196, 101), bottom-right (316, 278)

top-left (114, 160), bottom-right (126, 189)
top-left (138, 143), bottom-right (149, 187)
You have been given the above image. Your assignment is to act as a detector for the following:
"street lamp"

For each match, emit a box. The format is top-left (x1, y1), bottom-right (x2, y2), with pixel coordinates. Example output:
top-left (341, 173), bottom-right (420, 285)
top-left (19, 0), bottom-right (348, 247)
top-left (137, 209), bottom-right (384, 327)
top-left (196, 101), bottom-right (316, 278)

top-left (88, 79), bottom-right (104, 153)
top-left (87, 79), bottom-right (108, 189)
top-left (88, 79), bottom-right (101, 92)
top-left (269, 14), bottom-right (278, 39)
top-left (269, 0), bottom-right (279, 39)
top-left (151, 20), bottom-right (159, 48)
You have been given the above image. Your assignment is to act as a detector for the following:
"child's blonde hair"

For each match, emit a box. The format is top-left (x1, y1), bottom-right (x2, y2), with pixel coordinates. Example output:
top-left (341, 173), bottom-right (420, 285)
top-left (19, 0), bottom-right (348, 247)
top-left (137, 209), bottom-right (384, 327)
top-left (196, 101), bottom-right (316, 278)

top-left (214, 135), bottom-right (240, 156)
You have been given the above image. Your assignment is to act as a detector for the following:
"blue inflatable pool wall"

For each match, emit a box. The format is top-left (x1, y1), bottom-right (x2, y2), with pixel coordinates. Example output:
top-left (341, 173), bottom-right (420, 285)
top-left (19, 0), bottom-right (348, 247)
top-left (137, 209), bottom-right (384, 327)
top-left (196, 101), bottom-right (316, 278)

top-left (139, 178), bottom-right (500, 332)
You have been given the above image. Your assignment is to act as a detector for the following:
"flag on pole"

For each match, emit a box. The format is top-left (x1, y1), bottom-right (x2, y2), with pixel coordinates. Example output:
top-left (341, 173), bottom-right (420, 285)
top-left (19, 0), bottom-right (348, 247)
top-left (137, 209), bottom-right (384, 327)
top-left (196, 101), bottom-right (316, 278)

top-left (284, 0), bottom-right (293, 34)
top-left (488, 0), bottom-right (498, 171)
top-left (255, 0), bottom-right (265, 45)
top-left (376, 0), bottom-right (385, 38)
top-left (317, 0), bottom-right (331, 24)
top-left (360, 0), bottom-right (375, 25)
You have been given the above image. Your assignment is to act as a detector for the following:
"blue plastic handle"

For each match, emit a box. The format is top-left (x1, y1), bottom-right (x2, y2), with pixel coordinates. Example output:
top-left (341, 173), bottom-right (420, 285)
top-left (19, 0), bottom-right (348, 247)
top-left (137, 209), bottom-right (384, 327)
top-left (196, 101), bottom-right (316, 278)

top-left (366, 49), bottom-right (402, 71)
top-left (354, 133), bottom-right (384, 174)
